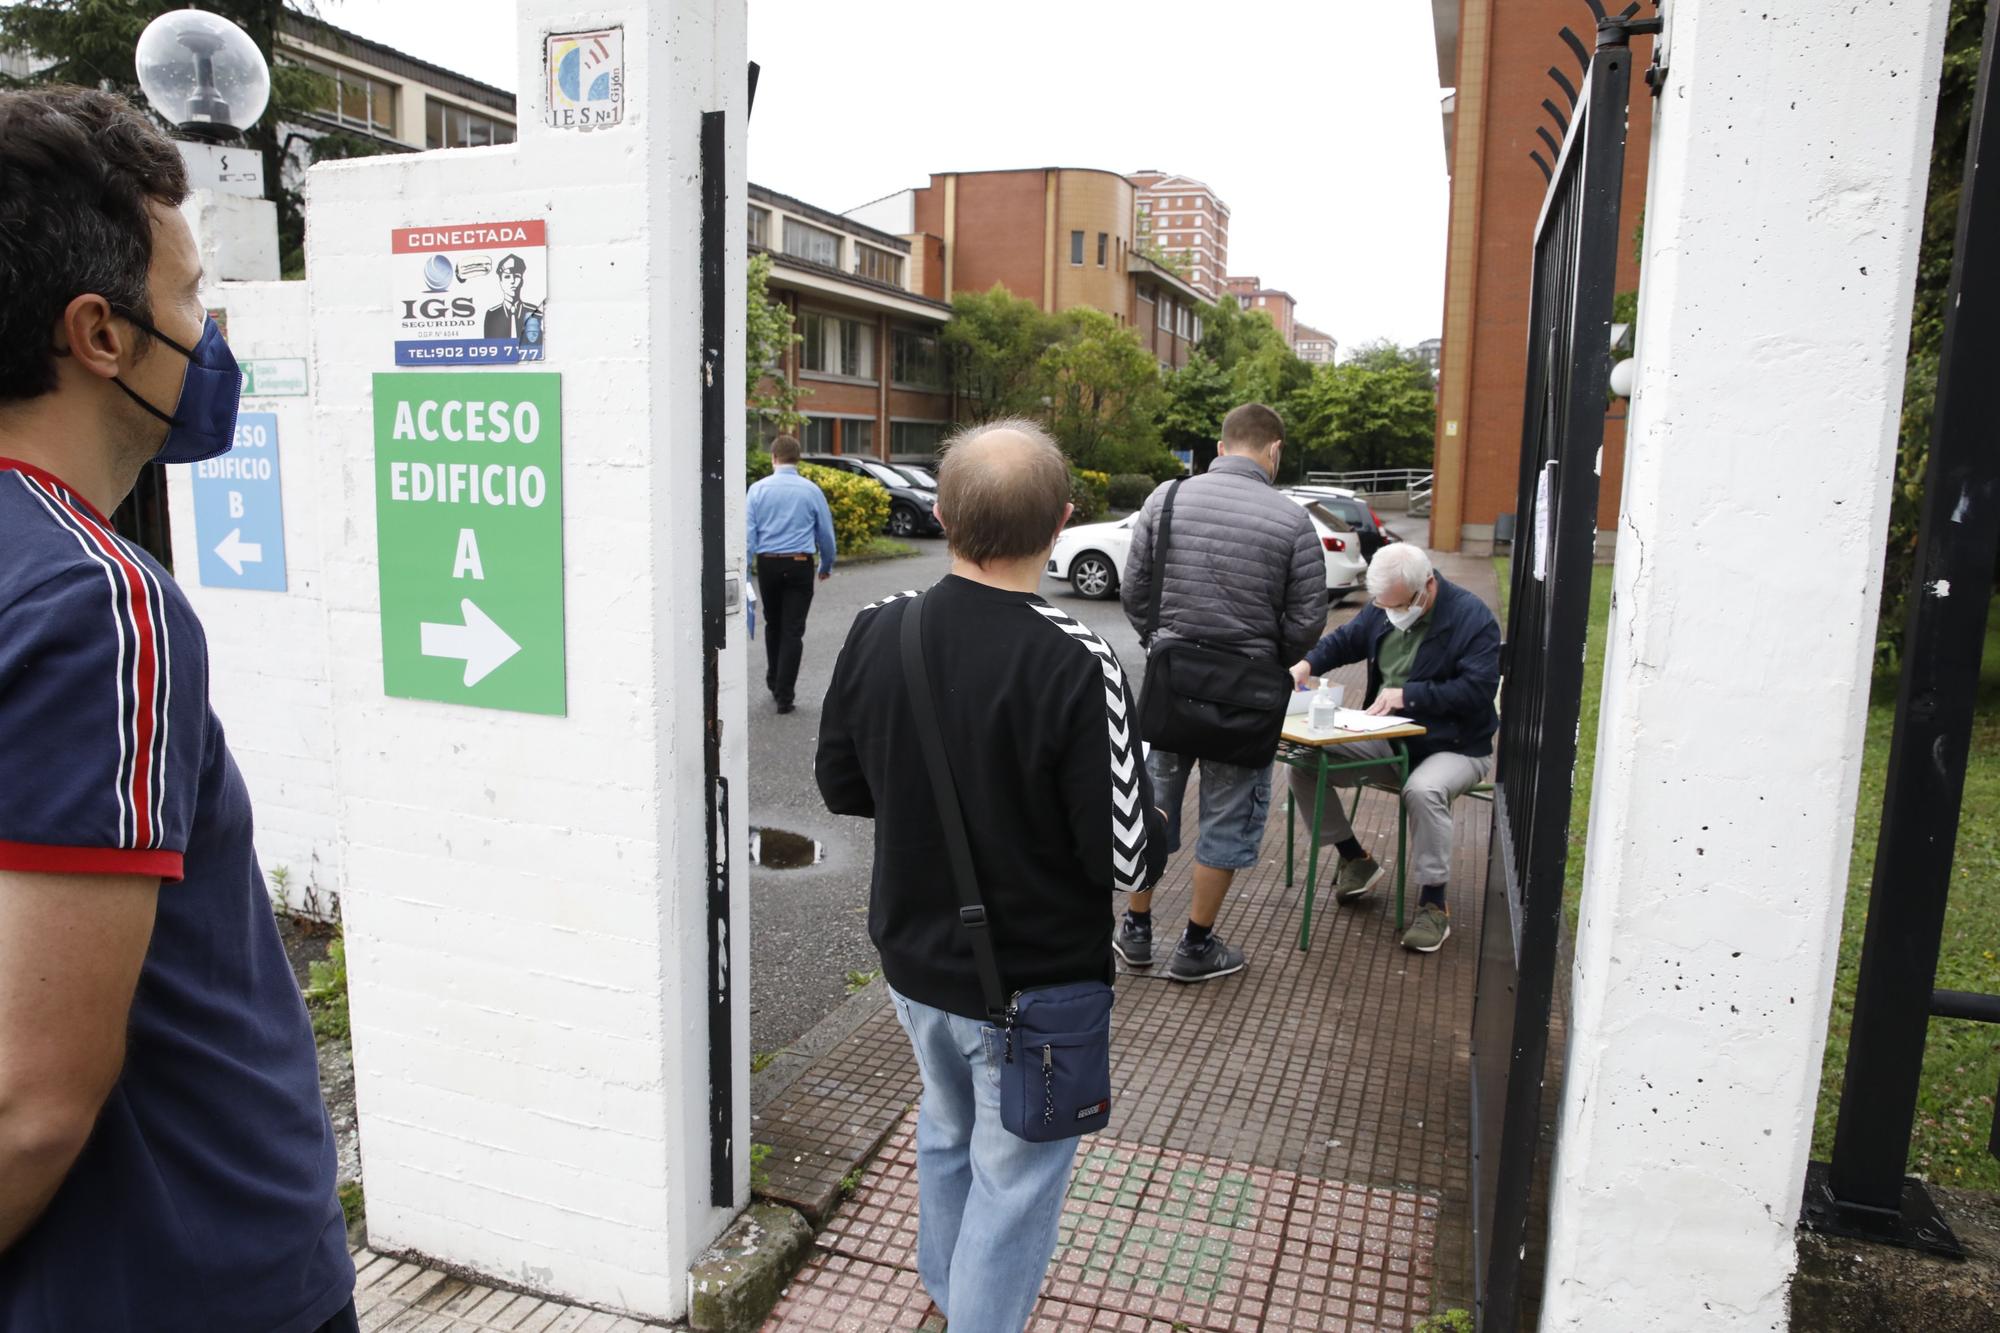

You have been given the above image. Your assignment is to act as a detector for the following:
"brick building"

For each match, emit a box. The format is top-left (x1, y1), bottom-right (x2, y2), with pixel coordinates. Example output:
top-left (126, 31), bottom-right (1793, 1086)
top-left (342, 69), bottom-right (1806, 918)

top-left (1223, 276), bottom-right (1298, 345)
top-left (1127, 170), bottom-right (1231, 299)
top-left (750, 183), bottom-right (956, 461)
top-left (1294, 324), bottom-right (1339, 365)
top-left (849, 168), bottom-right (1211, 374)
top-left (1427, 0), bottom-right (1654, 554)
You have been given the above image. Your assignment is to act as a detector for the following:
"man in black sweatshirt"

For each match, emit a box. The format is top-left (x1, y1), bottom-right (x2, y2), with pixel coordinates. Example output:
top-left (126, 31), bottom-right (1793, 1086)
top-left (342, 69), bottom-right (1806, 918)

top-left (817, 420), bottom-right (1166, 1333)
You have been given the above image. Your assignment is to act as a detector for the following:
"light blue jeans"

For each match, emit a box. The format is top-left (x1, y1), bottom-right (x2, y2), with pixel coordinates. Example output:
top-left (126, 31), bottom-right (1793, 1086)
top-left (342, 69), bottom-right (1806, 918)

top-left (889, 987), bottom-right (1080, 1333)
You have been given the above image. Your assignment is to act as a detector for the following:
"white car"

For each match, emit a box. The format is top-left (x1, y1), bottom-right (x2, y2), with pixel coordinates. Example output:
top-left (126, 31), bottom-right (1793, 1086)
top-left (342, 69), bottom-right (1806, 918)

top-left (1046, 496), bottom-right (1367, 601)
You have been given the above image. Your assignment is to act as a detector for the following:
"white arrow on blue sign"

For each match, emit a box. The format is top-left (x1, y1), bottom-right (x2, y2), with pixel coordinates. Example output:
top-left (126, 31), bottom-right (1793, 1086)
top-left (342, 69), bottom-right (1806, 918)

top-left (191, 411), bottom-right (288, 591)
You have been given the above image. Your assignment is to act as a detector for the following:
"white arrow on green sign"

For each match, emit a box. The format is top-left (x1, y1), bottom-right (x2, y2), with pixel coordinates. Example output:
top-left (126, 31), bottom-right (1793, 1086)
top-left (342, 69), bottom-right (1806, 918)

top-left (372, 371), bottom-right (565, 714)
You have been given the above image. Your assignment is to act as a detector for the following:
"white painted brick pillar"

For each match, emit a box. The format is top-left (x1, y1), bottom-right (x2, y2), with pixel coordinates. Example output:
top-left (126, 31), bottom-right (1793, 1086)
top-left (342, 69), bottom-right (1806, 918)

top-left (303, 0), bottom-right (748, 1318)
top-left (1538, 2), bottom-right (1953, 1327)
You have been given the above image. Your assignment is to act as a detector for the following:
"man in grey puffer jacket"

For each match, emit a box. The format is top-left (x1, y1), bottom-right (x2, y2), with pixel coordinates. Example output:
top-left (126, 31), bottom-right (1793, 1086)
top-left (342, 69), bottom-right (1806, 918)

top-left (1116, 403), bottom-right (1328, 981)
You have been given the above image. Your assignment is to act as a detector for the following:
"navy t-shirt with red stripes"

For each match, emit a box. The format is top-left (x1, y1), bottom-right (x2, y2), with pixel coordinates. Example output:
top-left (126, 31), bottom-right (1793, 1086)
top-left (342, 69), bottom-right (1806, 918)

top-left (0, 460), bottom-right (353, 1331)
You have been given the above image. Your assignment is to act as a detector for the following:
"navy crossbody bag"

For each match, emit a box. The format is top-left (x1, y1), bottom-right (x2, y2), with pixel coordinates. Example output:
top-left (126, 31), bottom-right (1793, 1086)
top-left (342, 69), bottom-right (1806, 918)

top-left (899, 592), bottom-right (1115, 1143)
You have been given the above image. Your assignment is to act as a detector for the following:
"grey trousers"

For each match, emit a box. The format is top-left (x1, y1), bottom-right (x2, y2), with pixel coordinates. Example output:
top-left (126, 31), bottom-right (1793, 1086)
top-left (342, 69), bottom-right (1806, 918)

top-left (1286, 741), bottom-right (1493, 888)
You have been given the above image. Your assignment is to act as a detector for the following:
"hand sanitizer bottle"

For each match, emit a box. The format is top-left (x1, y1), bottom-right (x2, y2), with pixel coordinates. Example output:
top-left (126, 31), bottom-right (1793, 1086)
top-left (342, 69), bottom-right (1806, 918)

top-left (1310, 679), bottom-right (1343, 731)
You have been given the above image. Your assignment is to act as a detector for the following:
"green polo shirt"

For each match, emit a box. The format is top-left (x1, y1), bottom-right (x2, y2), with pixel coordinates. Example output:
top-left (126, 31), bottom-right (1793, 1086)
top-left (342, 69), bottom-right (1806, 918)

top-left (1378, 613), bottom-right (1431, 689)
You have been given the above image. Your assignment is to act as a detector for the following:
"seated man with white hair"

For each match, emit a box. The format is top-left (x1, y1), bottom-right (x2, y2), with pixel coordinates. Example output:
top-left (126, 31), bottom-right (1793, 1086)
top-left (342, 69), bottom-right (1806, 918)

top-left (1286, 544), bottom-right (1500, 952)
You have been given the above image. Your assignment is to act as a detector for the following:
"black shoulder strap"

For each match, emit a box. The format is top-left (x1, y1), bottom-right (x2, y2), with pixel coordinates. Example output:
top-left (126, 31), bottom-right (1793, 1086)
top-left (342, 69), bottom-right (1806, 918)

top-left (1144, 478), bottom-right (1184, 643)
top-left (898, 592), bottom-right (1011, 1021)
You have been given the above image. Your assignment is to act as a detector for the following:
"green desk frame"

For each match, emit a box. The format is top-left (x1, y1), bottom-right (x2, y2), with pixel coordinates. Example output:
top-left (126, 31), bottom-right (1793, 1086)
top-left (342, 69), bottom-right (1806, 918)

top-left (1277, 737), bottom-right (1415, 952)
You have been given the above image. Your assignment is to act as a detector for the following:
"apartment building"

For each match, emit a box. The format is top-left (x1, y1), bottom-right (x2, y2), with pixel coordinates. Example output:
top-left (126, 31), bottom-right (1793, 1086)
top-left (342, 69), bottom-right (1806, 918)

top-left (751, 184), bottom-right (955, 462)
top-left (1127, 170), bottom-right (1231, 300)
top-left (1294, 324), bottom-right (1339, 365)
top-left (1427, 0), bottom-right (1653, 554)
top-left (850, 169), bottom-right (1210, 373)
top-left (1223, 276), bottom-right (1299, 345)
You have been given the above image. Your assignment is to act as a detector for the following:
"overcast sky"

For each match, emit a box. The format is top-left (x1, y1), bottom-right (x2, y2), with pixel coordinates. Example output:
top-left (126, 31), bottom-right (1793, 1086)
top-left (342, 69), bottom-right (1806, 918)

top-left (310, 0), bottom-right (1448, 349)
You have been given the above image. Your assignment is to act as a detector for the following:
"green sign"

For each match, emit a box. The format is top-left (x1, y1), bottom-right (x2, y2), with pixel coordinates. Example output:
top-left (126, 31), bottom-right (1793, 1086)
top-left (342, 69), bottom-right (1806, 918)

top-left (373, 372), bottom-right (565, 714)
top-left (242, 357), bottom-right (309, 397)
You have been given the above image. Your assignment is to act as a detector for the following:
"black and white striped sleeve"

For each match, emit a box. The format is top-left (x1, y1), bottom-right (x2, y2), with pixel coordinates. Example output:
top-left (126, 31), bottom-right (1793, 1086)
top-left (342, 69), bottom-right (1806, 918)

top-left (1030, 604), bottom-right (1167, 896)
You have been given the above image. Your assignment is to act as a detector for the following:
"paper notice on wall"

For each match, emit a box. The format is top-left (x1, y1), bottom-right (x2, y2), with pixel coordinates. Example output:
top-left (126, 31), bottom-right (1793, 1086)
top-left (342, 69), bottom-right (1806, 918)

top-left (1532, 461), bottom-right (1555, 582)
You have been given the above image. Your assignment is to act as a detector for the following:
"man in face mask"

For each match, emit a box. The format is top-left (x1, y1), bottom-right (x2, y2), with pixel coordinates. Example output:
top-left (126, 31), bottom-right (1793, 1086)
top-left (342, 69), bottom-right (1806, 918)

top-left (1285, 543), bottom-right (1501, 953)
top-left (0, 88), bottom-right (356, 1332)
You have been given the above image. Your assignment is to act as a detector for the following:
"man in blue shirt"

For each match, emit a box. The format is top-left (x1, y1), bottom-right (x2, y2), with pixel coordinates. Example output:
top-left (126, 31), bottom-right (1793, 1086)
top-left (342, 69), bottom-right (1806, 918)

top-left (0, 88), bottom-right (353, 1331)
top-left (747, 434), bottom-right (837, 713)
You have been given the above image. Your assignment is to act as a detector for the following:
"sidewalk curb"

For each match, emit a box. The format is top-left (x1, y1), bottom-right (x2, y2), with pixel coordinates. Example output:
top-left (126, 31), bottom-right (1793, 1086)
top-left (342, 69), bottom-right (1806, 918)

top-left (687, 1202), bottom-right (816, 1333)
top-left (750, 976), bottom-right (891, 1113)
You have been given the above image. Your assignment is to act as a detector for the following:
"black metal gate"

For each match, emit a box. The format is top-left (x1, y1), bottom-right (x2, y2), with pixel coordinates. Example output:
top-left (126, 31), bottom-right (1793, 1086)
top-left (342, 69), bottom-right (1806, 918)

top-left (1467, 19), bottom-right (1645, 1329)
top-left (1803, 0), bottom-right (2000, 1257)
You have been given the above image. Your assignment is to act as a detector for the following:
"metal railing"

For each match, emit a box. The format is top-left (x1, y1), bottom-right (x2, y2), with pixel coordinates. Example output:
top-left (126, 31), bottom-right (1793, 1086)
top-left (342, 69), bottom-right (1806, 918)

top-left (1803, 0), bottom-right (2000, 1258)
top-left (1469, 19), bottom-right (1641, 1329)
top-left (1301, 467), bottom-right (1434, 499)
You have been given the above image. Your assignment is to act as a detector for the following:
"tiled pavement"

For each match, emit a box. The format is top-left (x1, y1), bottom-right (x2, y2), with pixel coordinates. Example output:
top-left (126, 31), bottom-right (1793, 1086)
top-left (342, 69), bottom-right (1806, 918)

top-left (760, 557), bottom-right (1499, 1332)
top-left (348, 1247), bottom-right (672, 1330)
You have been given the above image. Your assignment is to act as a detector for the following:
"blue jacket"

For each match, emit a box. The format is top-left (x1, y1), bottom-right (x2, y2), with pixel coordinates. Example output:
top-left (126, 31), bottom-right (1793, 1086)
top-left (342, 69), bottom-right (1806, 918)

top-left (1303, 573), bottom-right (1500, 763)
top-left (746, 465), bottom-right (837, 575)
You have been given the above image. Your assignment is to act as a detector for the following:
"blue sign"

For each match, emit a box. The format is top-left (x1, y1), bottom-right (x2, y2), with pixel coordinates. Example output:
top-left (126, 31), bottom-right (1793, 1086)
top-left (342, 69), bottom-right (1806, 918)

top-left (191, 411), bottom-right (288, 591)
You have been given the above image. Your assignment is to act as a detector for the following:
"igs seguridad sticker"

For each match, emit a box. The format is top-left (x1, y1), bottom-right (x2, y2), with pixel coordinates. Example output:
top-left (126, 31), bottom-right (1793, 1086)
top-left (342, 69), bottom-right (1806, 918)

top-left (391, 220), bottom-right (548, 367)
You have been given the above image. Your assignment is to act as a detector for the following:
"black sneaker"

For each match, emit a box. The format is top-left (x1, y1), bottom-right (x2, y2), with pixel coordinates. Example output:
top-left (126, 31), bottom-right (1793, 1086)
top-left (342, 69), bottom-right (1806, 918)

top-left (1165, 932), bottom-right (1246, 983)
top-left (775, 701), bottom-right (796, 714)
top-left (1113, 914), bottom-right (1153, 967)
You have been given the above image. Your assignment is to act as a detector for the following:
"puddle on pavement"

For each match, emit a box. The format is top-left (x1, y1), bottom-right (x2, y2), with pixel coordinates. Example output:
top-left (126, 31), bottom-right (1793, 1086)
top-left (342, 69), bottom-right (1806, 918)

top-left (750, 826), bottom-right (824, 869)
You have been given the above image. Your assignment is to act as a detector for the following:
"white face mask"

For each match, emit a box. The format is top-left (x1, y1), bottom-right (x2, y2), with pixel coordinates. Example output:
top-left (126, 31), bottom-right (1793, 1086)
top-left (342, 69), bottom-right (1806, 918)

top-left (1384, 590), bottom-right (1427, 631)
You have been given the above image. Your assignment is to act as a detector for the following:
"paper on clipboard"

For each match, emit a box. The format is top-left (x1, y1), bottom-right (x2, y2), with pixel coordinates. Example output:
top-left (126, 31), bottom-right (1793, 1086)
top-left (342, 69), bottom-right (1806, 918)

top-left (1331, 708), bottom-right (1412, 733)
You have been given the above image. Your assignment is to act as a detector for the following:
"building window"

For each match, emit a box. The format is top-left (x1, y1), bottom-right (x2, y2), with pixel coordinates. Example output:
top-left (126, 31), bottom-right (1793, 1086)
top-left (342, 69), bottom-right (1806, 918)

top-left (854, 243), bottom-right (904, 286)
top-left (799, 310), bottom-right (875, 379)
top-left (892, 420), bottom-right (950, 456)
top-left (307, 60), bottom-right (398, 137)
top-left (1070, 230), bottom-right (1085, 265)
top-left (842, 419), bottom-right (874, 457)
top-left (1097, 232), bottom-right (1107, 266)
top-left (1177, 305), bottom-right (1190, 339)
top-left (748, 205), bottom-right (770, 248)
top-left (1157, 296), bottom-right (1171, 332)
top-left (1192, 315), bottom-right (1204, 343)
top-left (891, 328), bottom-right (944, 388)
top-left (802, 417), bottom-right (836, 452)
top-left (424, 98), bottom-right (514, 148)
top-left (783, 217), bottom-right (841, 268)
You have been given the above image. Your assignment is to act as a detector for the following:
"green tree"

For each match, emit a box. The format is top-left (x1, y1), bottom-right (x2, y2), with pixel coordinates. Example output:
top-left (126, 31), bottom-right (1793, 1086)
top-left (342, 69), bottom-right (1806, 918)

top-left (1880, 0), bottom-right (1992, 663)
top-left (941, 284), bottom-right (1060, 420)
top-left (1286, 340), bottom-right (1437, 475)
top-left (1197, 294), bottom-right (1310, 424)
top-left (1158, 351), bottom-right (1233, 462)
top-left (745, 252), bottom-right (806, 435)
top-left (1033, 308), bottom-right (1165, 472)
top-left (0, 1), bottom-right (398, 278)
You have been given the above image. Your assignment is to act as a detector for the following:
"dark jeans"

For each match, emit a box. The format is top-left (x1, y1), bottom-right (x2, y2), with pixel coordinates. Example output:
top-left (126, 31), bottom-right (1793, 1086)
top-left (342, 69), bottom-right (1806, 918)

top-left (757, 554), bottom-right (817, 705)
top-left (314, 1299), bottom-right (359, 1333)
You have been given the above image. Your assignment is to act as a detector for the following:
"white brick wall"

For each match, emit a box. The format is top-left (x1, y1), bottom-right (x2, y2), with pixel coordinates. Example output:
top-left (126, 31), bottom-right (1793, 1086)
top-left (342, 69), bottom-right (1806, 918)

top-left (167, 276), bottom-right (344, 919)
top-left (298, 1), bottom-right (750, 1319)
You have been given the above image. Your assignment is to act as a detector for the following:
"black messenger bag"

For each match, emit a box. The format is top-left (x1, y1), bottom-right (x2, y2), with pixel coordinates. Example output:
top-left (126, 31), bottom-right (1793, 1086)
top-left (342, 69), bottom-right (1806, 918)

top-left (1134, 479), bottom-right (1294, 769)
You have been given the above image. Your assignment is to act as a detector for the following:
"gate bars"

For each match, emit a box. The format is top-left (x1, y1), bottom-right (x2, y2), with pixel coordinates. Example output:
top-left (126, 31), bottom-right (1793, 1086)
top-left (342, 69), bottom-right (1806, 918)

top-left (1804, 0), bottom-right (2000, 1258)
top-left (1467, 18), bottom-right (1646, 1330)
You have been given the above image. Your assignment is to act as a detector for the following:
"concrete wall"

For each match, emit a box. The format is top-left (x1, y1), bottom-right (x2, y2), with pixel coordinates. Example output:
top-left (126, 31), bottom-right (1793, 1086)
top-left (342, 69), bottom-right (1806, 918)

top-left (302, 0), bottom-right (749, 1318)
top-left (1540, 0), bottom-right (1952, 1325)
top-left (167, 275), bottom-right (342, 917)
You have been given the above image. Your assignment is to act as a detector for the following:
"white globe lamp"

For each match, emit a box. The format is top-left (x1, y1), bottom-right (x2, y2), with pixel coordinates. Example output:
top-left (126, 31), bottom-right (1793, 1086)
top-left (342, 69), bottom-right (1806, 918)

top-left (135, 9), bottom-right (271, 141)
top-left (1609, 357), bottom-right (1637, 400)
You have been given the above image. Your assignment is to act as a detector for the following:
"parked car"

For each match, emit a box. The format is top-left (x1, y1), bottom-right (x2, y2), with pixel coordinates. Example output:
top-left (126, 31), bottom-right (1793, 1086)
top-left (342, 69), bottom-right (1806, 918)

top-left (800, 453), bottom-right (944, 538)
top-left (1046, 495), bottom-right (1365, 602)
top-left (1283, 485), bottom-right (1400, 559)
top-left (890, 463), bottom-right (939, 490)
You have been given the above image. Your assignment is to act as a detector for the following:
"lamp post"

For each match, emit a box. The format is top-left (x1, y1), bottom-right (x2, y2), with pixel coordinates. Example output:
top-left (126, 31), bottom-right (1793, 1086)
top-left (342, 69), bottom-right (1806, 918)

top-left (134, 9), bottom-right (271, 196)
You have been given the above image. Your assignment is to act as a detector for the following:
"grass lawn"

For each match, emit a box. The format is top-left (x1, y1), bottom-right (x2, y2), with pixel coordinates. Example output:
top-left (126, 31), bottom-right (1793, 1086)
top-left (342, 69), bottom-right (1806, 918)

top-left (843, 535), bottom-right (919, 563)
top-left (1497, 557), bottom-right (2000, 1192)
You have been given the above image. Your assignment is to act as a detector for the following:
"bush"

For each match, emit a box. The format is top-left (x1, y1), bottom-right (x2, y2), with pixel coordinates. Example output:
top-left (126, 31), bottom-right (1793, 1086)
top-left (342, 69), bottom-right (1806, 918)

top-left (1106, 473), bottom-right (1156, 511)
top-left (1146, 453), bottom-right (1191, 484)
top-left (1069, 468), bottom-right (1109, 524)
top-left (305, 935), bottom-right (349, 1042)
top-left (747, 448), bottom-right (773, 485)
top-left (799, 463), bottom-right (891, 554)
